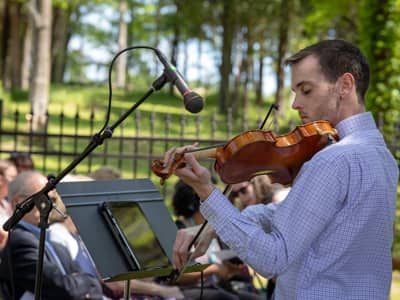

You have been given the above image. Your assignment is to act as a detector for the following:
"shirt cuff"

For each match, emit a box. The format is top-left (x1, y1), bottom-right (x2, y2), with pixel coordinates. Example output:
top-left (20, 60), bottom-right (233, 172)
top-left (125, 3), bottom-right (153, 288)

top-left (200, 188), bottom-right (238, 226)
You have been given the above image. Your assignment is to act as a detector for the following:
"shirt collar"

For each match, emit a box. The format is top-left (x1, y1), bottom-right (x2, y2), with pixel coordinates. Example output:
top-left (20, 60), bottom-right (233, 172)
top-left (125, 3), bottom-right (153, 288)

top-left (335, 112), bottom-right (376, 139)
top-left (18, 220), bottom-right (42, 234)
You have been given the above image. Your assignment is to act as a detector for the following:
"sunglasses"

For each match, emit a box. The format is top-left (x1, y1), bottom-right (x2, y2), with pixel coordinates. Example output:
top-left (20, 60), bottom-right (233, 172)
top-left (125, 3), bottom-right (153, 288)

top-left (231, 186), bottom-right (249, 198)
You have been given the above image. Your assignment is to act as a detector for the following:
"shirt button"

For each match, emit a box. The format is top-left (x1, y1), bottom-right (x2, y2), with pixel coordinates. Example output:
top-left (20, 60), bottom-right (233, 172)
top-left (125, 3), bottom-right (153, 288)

top-left (84, 293), bottom-right (91, 299)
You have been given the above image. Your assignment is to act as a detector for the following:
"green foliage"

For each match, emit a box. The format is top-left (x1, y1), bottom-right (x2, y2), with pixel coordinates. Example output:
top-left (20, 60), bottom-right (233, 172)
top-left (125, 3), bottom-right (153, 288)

top-left (394, 186), bottom-right (400, 259)
top-left (303, 0), bottom-right (361, 42)
top-left (360, 0), bottom-right (400, 156)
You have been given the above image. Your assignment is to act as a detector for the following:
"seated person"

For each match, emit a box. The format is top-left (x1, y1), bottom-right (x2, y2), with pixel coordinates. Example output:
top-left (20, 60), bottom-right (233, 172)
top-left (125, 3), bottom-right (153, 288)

top-left (0, 159), bottom-right (18, 183)
top-left (52, 174), bottom-right (185, 300)
top-left (230, 175), bottom-right (287, 209)
top-left (0, 168), bottom-right (12, 249)
top-left (8, 152), bottom-right (35, 173)
top-left (171, 180), bottom-right (263, 300)
top-left (0, 170), bottom-right (104, 300)
top-left (89, 166), bottom-right (122, 181)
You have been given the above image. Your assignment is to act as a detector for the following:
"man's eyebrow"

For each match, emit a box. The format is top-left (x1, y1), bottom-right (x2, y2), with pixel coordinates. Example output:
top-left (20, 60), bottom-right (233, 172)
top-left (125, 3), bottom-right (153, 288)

top-left (296, 80), bottom-right (310, 88)
top-left (292, 80), bottom-right (313, 90)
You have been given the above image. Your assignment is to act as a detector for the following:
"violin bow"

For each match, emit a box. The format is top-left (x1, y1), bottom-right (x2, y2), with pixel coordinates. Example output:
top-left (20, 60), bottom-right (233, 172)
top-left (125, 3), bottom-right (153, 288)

top-left (168, 103), bottom-right (279, 284)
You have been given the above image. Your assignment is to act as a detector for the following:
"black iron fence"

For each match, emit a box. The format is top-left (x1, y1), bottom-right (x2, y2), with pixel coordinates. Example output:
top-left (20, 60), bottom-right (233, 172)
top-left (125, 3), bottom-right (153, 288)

top-left (0, 99), bottom-right (268, 197)
top-left (0, 99), bottom-right (399, 199)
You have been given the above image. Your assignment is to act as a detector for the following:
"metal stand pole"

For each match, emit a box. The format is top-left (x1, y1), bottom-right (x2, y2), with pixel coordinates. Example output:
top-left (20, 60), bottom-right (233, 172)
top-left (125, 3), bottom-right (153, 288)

top-left (124, 280), bottom-right (131, 300)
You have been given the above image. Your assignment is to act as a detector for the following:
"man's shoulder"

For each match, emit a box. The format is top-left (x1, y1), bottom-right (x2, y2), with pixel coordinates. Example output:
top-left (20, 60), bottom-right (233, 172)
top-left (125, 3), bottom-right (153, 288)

top-left (8, 226), bottom-right (39, 249)
top-left (311, 142), bottom-right (355, 164)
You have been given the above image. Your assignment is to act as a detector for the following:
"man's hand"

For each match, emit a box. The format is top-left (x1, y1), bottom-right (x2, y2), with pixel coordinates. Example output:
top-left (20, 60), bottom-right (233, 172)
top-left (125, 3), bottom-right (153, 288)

top-left (162, 144), bottom-right (215, 200)
top-left (173, 223), bottom-right (216, 269)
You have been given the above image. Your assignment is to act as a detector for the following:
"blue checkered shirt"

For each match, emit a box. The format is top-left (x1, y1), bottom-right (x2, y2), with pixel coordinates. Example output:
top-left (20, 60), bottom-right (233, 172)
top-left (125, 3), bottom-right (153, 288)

top-left (201, 112), bottom-right (399, 299)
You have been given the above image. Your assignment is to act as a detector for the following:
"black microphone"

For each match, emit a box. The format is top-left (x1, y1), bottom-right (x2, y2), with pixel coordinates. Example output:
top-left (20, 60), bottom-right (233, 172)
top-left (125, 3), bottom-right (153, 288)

top-left (155, 49), bottom-right (204, 113)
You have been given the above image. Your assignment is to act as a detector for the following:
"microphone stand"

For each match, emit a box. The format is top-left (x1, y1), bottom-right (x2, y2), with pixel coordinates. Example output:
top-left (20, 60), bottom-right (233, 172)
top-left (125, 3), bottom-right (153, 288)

top-left (3, 74), bottom-right (169, 300)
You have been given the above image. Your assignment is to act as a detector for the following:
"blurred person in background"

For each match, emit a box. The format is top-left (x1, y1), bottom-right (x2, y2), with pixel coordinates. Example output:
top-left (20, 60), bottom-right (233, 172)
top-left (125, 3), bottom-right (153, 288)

top-left (172, 179), bottom-right (263, 300)
top-left (59, 173), bottom-right (186, 299)
top-left (0, 159), bottom-right (18, 250)
top-left (8, 152), bottom-right (35, 173)
top-left (0, 171), bottom-right (103, 299)
top-left (89, 165), bottom-right (122, 181)
top-left (230, 175), bottom-right (288, 210)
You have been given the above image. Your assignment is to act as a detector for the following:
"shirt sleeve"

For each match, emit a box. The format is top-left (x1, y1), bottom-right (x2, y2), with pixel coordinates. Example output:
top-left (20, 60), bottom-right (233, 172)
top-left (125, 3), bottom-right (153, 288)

top-left (200, 155), bottom-right (347, 278)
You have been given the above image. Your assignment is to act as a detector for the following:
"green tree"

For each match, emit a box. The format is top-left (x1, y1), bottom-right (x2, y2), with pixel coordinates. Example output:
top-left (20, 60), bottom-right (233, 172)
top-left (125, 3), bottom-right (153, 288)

top-left (360, 0), bottom-right (400, 154)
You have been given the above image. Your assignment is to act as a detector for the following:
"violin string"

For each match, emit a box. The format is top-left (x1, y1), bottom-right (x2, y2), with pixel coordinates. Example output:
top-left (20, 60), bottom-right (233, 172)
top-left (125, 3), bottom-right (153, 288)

top-left (260, 103), bottom-right (279, 130)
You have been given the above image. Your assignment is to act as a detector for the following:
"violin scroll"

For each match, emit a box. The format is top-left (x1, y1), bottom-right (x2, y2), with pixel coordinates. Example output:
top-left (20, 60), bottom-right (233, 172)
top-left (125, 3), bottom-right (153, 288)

top-left (152, 152), bottom-right (186, 185)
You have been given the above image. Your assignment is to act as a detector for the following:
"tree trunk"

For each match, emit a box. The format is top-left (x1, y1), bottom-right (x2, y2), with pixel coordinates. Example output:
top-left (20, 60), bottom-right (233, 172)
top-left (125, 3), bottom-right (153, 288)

top-left (242, 26), bottom-right (254, 116)
top-left (182, 39), bottom-right (188, 80)
top-left (153, 0), bottom-right (162, 75)
top-left (3, 1), bottom-right (23, 90)
top-left (196, 40), bottom-right (203, 87)
top-left (219, 0), bottom-right (236, 113)
top-left (115, 0), bottom-right (128, 89)
top-left (51, 6), bottom-right (71, 83)
top-left (256, 41), bottom-right (266, 107)
top-left (21, 19), bottom-right (33, 90)
top-left (231, 43), bottom-right (243, 116)
top-left (0, 0), bottom-right (6, 78)
top-left (274, 0), bottom-right (290, 116)
top-left (28, 0), bottom-right (52, 132)
top-left (169, 0), bottom-right (181, 96)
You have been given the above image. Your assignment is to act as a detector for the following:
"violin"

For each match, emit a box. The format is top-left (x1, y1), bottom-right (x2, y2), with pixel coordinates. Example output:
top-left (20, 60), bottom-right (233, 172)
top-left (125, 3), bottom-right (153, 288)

top-left (152, 120), bottom-right (338, 185)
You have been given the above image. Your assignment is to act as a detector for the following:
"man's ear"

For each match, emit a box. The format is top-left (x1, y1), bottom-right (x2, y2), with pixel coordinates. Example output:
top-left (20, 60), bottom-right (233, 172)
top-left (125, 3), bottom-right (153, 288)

top-left (338, 72), bottom-right (355, 97)
top-left (11, 195), bottom-right (19, 209)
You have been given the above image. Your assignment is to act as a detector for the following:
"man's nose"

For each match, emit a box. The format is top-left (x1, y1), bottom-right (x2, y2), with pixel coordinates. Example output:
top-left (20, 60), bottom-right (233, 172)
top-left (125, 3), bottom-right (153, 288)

top-left (291, 96), bottom-right (301, 110)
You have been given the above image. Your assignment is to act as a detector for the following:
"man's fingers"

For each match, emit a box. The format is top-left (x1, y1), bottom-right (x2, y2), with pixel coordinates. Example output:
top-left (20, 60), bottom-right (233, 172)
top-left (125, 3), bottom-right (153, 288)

top-left (183, 153), bottom-right (203, 174)
top-left (162, 147), bottom-right (176, 168)
top-left (172, 230), bottom-right (193, 269)
top-left (163, 143), bottom-right (199, 169)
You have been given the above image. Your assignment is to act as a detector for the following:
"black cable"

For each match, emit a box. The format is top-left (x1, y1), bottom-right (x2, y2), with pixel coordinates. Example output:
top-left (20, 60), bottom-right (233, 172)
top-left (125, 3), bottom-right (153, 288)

top-left (81, 45), bottom-right (160, 155)
top-left (6, 229), bottom-right (16, 300)
top-left (101, 45), bottom-right (158, 133)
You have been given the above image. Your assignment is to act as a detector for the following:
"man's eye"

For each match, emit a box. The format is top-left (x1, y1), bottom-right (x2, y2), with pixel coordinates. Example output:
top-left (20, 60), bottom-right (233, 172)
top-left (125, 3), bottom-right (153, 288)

top-left (302, 89), bottom-right (311, 95)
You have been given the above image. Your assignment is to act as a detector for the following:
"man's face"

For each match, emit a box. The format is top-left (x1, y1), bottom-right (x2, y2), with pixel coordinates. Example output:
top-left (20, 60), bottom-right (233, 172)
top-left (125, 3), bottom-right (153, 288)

top-left (290, 55), bottom-right (341, 126)
top-left (14, 175), bottom-right (56, 226)
top-left (231, 182), bottom-right (257, 209)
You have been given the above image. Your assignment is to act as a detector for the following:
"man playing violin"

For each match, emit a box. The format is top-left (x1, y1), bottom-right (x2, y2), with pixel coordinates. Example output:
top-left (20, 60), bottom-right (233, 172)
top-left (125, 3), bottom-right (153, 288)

top-left (162, 39), bottom-right (399, 299)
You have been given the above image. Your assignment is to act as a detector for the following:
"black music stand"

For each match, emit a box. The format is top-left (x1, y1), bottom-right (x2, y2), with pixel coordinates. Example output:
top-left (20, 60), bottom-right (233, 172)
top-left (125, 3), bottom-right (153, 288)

top-left (57, 179), bottom-right (207, 298)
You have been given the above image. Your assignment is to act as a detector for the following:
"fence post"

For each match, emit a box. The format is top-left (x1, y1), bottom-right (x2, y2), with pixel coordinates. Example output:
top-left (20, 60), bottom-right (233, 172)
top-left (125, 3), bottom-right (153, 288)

top-left (118, 109), bottom-right (124, 171)
top-left (58, 108), bottom-right (65, 173)
top-left (149, 111), bottom-right (156, 177)
top-left (211, 109), bottom-right (217, 140)
top-left (0, 99), bottom-right (2, 149)
top-left (87, 106), bottom-right (95, 174)
top-left (179, 114), bottom-right (186, 146)
top-left (13, 107), bottom-right (19, 152)
top-left (133, 110), bottom-right (140, 177)
top-left (0, 99), bottom-right (3, 131)
top-left (195, 115), bottom-right (201, 140)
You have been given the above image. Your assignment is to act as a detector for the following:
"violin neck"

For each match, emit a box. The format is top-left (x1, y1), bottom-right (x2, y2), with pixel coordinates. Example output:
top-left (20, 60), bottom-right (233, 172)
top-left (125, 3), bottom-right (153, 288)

top-left (188, 146), bottom-right (217, 160)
